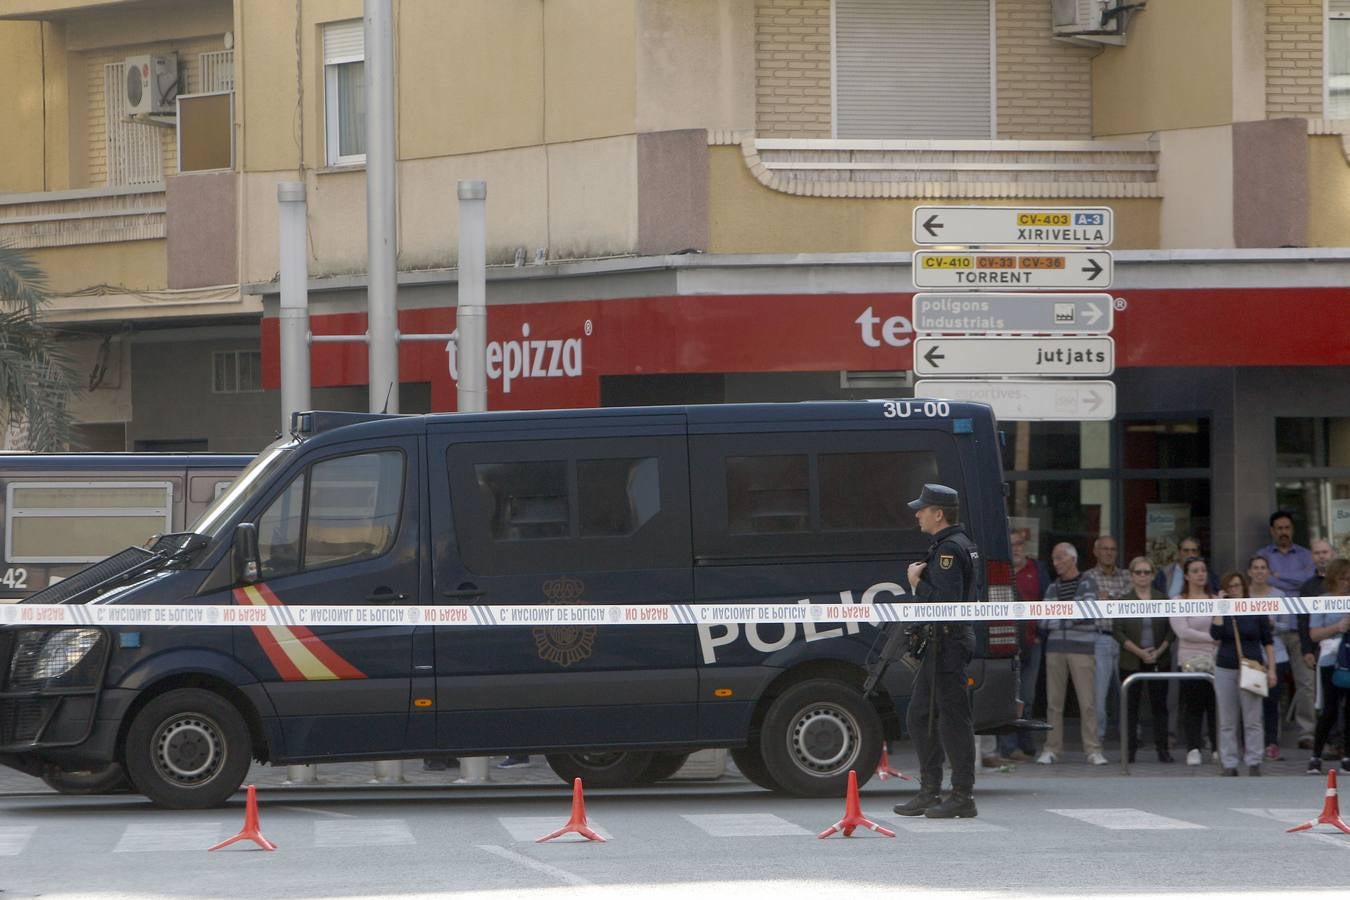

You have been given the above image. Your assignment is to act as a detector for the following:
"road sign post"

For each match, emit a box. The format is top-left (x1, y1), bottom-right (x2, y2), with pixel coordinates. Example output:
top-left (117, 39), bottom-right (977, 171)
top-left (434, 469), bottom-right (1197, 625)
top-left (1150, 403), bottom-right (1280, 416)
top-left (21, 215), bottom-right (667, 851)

top-left (913, 336), bottom-right (1115, 378)
top-left (914, 379), bottom-right (1116, 422)
top-left (912, 250), bottom-right (1112, 290)
top-left (912, 292), bottom-right (1113, 334)
top-left (913, 206), bottom-right (1113, 246)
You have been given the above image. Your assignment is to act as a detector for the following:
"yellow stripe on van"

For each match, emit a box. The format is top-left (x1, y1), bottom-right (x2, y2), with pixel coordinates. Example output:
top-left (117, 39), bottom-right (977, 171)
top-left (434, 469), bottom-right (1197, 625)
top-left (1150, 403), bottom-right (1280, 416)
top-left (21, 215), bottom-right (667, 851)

top-left (239, 585), bottom-right (345, 681)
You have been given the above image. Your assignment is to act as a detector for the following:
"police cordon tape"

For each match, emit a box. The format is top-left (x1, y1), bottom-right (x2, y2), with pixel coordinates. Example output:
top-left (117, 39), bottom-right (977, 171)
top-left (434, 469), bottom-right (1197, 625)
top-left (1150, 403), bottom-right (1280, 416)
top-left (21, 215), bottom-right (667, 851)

top-left (1, 594), bottom-right (1348, 628)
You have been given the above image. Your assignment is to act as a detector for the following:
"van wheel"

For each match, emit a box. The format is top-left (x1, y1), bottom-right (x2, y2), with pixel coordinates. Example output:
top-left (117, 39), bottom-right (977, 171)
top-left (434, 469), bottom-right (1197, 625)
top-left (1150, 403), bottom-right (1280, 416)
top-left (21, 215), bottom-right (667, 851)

top-left (544, 751), bottom-right (655, 788)
top-left (729, 746), bottom-right (782, 792)
top-left (638, 752), bottom-right (691, 783)
top-left (41, 762), bottom-right (132, 795)
top-left (123, 689), bottom-right (251, 810)
top-left (758, 679), bottom-right (881, 798)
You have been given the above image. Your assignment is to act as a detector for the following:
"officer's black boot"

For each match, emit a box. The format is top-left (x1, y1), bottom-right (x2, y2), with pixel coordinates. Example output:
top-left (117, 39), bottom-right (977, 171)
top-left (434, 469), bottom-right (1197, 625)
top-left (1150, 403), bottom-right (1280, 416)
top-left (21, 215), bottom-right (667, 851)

top-left (924, 789), bottom-right (977, 819)
top-left (893, 787), bottom-right (942, 817)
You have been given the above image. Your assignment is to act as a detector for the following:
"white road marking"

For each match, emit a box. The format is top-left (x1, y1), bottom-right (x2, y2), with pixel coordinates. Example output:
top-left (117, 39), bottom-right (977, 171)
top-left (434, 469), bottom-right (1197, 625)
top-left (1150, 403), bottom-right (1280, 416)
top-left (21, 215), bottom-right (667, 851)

top-left (275, 804), bottom-right (357, 818)
top-left (0, 825), bottom-right (37, 856)
top-left (886, 816), bottom-right (1006, 833)
top-left (680, 813), bottom-right (812, 837)
top-left (498, 816), bottom-right (612, 842)
top-left (476, 844), bottom-right (593, 887)
top-left (1231, 807), bottom-right (1321, 824)
top-left (1046, 808), bottom-right (1204, 830)
top-left (113, 822), bottom-right (224, 852)
top-left (313, 818), bottom-right (414, 847)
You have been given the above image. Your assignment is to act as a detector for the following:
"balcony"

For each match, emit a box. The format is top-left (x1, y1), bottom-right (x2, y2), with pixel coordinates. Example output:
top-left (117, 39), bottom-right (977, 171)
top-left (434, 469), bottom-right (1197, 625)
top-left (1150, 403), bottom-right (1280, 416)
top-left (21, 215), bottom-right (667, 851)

top-left (714, 132), bottom-right (1161, 199)
top-left (0, 184), bottom-right (165, 249)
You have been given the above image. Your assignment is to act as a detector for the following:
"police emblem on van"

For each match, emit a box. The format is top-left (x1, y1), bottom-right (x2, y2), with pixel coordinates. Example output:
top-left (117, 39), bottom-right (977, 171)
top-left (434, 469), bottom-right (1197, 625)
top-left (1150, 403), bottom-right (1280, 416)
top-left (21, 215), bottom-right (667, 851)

top-left (534, 576), bottom-right (596, 668)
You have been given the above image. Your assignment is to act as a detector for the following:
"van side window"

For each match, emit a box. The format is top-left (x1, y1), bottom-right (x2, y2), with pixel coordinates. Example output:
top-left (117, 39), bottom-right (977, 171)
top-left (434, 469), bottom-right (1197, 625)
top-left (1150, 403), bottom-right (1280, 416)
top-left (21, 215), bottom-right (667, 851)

top-left (819, 451), bottom-right (921, 531)
top-left (258, 476), bottom-right (304, 579)
top-left (447, 438), bottom-right (689, 575)
top-left (305, 451), bottom-right (404, 568)
top-left (727, 456), bottom-right (809, 534)
top-left (255, 450), bottom-right (404, 577)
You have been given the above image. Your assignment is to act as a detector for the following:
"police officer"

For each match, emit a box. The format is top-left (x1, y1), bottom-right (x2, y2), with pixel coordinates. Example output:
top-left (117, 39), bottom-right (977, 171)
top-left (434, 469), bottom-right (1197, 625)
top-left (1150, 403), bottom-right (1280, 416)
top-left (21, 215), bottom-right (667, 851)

top-left (892, 483), bottom-right (980, 819)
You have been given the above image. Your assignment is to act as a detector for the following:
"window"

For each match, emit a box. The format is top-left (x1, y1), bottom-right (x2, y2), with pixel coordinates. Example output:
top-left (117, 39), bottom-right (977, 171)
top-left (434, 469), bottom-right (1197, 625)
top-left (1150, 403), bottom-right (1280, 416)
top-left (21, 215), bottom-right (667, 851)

top-left (6, 482), bottom-right (172, 563)
top-left (324, 20), bottom-right (366, 166)
top-left (833, 0), bottom-right (993, 139)
top-left (213, 350), bottom-right (262, 394)
top-left (255, 450), bottom-right (403, 578)
top-left (447, 438), bottom-right (689, 575)
top-left (727, 455), bottom-right (809, 534)
top-left (819, 451), bottom-right (913, 531)
top-left (1275, 417), bottom-right (1350, 550)
top-left (1330, 4), bottom-right (1350, 118)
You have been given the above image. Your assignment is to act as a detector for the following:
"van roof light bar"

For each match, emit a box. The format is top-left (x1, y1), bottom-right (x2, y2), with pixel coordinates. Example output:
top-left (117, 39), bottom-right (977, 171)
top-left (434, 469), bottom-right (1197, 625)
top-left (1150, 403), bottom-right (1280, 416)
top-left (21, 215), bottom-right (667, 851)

top-left (289, 410), bottom-right (406, 437)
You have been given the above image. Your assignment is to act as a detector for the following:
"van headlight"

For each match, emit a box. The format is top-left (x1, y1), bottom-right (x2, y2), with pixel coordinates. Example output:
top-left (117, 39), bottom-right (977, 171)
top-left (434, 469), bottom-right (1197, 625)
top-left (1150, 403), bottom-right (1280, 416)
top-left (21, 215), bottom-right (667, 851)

top-left (10, 628), bottom-right (105, 686)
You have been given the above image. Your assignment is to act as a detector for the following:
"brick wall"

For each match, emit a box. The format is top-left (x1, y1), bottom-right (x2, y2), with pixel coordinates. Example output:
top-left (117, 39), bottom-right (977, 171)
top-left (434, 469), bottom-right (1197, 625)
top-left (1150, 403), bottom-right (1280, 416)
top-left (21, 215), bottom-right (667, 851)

top-left (1267, 1), bottom-right (1324, 118)
top-left (755, 0), bottom-right (831, 138)
top-left (996, 0), bottom-right (1094, 139)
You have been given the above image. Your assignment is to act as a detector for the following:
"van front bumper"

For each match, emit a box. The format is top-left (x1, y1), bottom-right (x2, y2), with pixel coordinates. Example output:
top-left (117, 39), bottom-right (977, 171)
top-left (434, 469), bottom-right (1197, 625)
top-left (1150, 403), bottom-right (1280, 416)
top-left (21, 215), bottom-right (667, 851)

top-left (0, 687), bottom-right (134, 766)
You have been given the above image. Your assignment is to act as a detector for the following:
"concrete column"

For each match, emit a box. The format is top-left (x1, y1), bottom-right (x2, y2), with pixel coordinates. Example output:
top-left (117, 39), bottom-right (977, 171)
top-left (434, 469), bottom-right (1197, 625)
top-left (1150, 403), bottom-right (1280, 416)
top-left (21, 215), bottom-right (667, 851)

top-left (456, 180), bottom-right (487, 414)
top-left (277, 182), bottom-right (310, 432)
top-left (365, 0), bottom-right (398, 413)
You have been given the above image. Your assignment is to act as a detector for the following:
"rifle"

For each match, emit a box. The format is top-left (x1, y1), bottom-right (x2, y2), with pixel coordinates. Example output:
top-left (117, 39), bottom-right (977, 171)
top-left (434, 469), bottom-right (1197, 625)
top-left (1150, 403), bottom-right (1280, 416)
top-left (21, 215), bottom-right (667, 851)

top-left (862, 623), bottom-right (926, 696)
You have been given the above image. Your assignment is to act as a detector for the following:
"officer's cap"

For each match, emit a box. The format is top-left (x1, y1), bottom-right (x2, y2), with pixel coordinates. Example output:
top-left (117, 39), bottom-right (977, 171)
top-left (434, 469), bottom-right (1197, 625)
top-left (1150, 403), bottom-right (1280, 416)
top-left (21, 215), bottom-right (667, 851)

top-left (907, 483), bottom-right (959, 511)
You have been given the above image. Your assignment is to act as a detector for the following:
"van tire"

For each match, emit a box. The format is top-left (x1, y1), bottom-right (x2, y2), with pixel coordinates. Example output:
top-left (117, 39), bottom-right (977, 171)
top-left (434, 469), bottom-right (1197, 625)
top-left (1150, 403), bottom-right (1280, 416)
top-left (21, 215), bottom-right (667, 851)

top-left (41, 762), bottom-right (132, 795)
top-left (758, 679), bottom-right (881, 798)
top-left (544, 751), bottom-right (655, 788)
top-left (729, 746), bottom-right (782, 792)
top-left (123, 689), bottom-right (252, 810)
top-left (638, 752), bottom-right (691, 783)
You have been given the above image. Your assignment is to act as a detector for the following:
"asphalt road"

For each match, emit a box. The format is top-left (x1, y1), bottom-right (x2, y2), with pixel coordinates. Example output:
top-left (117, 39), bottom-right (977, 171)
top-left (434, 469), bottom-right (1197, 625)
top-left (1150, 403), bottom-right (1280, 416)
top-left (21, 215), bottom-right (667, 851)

top-left (1, 773), bottom-right (1345, 899)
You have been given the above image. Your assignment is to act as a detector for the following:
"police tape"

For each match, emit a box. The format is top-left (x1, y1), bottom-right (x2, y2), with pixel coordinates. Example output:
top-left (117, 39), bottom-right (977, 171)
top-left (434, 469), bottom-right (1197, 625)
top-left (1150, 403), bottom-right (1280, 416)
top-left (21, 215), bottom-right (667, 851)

top-left (1, 595), bottom-right (1348, 628)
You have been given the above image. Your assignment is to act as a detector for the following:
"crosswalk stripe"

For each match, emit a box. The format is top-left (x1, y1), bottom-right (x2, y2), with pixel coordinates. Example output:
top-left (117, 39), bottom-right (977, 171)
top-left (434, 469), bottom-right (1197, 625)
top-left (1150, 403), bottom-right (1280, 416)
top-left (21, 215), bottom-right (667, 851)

top-left (314, 818), bottom-right (414, 847)
top-left (498, 817), bottom-right (613, 842)
top-left (1047, 808), bottom-right (1204, 830)
top-left (885, 816), bottom-right (1006, 833)
top-left (680, 813), bottom-right (812, 837)
top-left (1231, 807), bottom-right (1320, 825)
top-left (0, 826), bottom-right (37, 856)
top-left (113, 823), bottom-right (224, 852)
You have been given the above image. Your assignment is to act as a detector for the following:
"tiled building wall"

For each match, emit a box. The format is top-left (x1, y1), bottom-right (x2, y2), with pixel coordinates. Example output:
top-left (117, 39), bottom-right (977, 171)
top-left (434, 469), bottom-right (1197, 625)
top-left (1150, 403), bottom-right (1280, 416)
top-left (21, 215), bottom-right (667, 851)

top-left (1266, 0), bottom-right (1323, 118)
top-left (755, 0), bottom-right (832, 138)
top-left (996, 0), bottom-right (1095, 139)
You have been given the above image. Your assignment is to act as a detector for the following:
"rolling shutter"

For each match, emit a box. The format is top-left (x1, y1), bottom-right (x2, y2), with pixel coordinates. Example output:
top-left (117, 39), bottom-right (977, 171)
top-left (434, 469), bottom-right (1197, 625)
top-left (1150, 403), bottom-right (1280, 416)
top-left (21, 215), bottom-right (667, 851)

top-left (835, 0), bottom-right (992, 140)
top-left (323, 19), bottom-right (364, 64)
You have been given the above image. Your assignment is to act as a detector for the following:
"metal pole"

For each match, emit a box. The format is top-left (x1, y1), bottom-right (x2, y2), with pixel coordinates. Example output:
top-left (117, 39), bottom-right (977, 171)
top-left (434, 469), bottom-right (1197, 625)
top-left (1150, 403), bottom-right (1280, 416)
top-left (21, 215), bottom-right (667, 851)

top-left (456, 180), bottom-right (487, 414)
top-left (365, 0), bottom-right (398, 414)
top-left (277, 182), bottom-right (310, 432)
top-left (1119, 671), bottom-right (1215, 775)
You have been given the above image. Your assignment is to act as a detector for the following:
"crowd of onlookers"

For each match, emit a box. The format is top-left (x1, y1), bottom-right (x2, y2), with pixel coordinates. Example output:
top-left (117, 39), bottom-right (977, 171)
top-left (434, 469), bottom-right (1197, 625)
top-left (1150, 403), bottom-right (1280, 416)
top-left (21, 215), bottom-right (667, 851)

top-left (983, 511), bottom-right (1350, 777)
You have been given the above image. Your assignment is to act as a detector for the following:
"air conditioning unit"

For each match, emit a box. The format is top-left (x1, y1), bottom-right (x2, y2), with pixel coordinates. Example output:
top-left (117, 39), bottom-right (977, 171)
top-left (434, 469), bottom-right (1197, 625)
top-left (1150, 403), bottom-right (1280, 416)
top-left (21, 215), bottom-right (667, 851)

top-left (1052, 0), bottom-right (1108, 35)
top-left (123, 53), bottom-right (179, 115)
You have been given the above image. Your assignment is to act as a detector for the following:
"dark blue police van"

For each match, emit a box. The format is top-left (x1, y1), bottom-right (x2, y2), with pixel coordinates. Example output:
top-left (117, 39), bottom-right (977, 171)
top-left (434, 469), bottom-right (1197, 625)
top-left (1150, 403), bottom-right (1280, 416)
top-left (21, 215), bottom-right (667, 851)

top-left (0, 401), bottom-right (1020, 808)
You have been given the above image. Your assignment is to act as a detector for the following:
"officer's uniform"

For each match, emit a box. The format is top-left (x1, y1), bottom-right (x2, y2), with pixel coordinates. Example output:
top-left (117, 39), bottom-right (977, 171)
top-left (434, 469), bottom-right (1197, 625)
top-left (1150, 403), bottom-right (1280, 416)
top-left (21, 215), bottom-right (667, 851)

top-left (897, 484), bottom-right (981, 818)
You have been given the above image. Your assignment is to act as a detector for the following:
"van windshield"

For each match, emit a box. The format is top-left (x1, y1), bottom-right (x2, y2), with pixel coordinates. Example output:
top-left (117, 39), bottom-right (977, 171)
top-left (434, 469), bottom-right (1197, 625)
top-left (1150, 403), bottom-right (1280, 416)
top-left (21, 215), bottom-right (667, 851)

top-left (190, 437), bottom-right (299, 541)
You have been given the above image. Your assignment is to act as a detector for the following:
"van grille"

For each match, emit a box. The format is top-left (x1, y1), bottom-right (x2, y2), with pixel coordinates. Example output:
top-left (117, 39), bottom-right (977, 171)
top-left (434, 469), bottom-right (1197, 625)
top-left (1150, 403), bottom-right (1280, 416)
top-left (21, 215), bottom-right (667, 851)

top-left (0, 698), bottom-right (55, 744)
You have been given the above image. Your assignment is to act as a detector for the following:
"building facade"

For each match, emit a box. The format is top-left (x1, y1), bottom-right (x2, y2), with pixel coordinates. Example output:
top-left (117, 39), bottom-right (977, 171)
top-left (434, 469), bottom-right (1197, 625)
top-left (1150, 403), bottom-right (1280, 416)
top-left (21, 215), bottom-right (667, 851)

top-left (2, 0), bottom-right (1350, 576)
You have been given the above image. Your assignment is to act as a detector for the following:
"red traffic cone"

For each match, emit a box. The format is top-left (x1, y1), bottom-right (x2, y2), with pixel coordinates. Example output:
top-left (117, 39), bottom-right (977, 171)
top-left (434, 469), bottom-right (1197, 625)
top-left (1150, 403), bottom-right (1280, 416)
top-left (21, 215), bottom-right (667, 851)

top-left (537, 777), bottom-right (605, 843)
top-left (208, 784), bottom-right (277, 851)
top-left (1287, 769), bottom-right (1350, 835)
top-left (817, 769), bottom-right (896, 839)
top-left (875, 747), bottom-right (913, 782)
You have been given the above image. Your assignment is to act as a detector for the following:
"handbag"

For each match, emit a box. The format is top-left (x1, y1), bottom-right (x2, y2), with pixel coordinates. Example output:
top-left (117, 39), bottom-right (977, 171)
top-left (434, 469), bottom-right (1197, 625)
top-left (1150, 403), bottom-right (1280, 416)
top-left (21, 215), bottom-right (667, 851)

top-left (1232, 618), bottom-right (1269, 697)
top-left (1333, 635), bottom-right (1350, 690)
top-left (1181, 654), bottom-right (1214, 673)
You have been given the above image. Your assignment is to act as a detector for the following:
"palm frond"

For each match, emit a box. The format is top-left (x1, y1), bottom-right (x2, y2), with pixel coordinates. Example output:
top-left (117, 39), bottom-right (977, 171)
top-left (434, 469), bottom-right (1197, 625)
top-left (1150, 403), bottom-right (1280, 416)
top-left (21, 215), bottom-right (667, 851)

top-left (0, 243), bottom-right (49, 314)
top-left (0, 246), bottom-right (73, 450)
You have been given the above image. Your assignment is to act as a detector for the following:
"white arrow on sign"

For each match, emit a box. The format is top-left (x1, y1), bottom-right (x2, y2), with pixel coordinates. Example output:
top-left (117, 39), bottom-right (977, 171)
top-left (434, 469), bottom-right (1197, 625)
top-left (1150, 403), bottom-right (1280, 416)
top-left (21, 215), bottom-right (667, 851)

top-left (911, 250), bottom-right (1113, 290)
top-left (913, 336), bottom-right (1115, 377)
top-left (915, 380), bottom-right (1117, 422)
top-left (912, 205), bottom-right (1113, 247)
top-left (912, 292), bottom-right (1113, 334)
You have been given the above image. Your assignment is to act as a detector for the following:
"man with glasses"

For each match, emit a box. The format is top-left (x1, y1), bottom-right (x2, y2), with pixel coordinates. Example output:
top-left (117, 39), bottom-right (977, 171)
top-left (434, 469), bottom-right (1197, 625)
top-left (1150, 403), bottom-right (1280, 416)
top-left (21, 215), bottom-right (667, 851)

top-left (1112, 558), bottom-right (1175, 762)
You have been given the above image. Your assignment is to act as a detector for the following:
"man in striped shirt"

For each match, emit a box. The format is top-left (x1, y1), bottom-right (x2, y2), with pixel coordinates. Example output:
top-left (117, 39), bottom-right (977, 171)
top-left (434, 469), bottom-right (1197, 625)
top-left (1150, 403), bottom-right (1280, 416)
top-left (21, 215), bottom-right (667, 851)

top-left (1037, 543), bottom-right (1109, 766)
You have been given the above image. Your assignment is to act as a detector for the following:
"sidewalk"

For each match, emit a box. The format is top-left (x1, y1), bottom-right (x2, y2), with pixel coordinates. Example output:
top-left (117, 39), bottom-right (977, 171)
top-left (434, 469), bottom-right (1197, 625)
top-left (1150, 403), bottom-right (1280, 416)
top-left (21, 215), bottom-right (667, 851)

top-left (1, 733), bottom-right (1336, 797)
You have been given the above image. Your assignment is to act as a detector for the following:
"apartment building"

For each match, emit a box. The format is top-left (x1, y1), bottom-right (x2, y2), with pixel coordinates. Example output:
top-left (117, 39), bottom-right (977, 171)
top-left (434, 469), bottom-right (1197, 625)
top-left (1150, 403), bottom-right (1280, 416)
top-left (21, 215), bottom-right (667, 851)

top-left (2, 0), bottom-right (1350, 572)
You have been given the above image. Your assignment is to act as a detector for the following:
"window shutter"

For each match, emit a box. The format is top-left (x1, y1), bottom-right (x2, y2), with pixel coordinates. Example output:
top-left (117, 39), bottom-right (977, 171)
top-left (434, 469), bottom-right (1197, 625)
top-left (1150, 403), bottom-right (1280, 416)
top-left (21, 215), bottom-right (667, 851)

top-left (835, 0), bottom-right (992, 140)
top-left (323, 19), bottom-right (364, 64)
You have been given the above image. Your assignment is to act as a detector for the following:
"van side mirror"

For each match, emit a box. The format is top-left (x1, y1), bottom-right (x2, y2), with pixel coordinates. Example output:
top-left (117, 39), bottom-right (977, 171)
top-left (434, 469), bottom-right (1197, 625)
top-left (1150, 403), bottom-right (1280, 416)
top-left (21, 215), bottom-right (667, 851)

top-left (233, 522), bottom-right (260, 584)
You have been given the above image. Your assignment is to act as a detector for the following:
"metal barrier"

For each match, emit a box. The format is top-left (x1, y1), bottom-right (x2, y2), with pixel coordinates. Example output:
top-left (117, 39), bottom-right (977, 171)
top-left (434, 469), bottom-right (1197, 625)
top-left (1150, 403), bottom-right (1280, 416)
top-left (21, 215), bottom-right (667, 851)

top-left (1119, 670), bottom-right (1215, 775)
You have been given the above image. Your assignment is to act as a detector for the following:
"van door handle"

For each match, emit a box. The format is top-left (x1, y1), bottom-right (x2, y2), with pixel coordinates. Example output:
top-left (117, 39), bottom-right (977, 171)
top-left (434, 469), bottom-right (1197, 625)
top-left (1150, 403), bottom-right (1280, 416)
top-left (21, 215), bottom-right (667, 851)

top-left (365, 588), bottom-right (407, 603)
top-left (441, 587), bottom-right (484, 599)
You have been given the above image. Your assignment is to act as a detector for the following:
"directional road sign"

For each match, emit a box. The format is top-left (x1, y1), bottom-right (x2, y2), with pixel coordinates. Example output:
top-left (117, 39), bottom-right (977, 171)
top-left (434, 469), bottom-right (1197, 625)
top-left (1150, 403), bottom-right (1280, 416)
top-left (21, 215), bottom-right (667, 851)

top-left (912, 205), bottom-right (1113, 247)
top-left (912, 292), bottom-right (1113, 334)
top-left (915, 379), bottom-right (1116, 421)
top-left (912, 336), bottom-right (1115, 377)
top-left (911, 250), bottom-right (1112, 289)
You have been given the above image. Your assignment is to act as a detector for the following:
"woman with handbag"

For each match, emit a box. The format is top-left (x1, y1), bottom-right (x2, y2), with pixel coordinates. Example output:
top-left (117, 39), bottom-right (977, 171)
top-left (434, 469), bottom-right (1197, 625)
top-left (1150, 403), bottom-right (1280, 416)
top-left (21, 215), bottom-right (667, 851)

top-left (1246, 555), bottom-right (1287, 761)
top-left (1209, 571), bottom-right (1276, 776)
top-left (1305, 559), bottom-right (1350, 775)
top-left (1170, 557), bottom-right (1219, 767)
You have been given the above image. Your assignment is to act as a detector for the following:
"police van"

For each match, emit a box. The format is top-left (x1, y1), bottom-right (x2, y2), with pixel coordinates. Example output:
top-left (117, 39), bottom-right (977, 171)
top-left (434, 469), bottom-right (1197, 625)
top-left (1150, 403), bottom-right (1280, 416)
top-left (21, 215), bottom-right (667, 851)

top-left (0, 402), bottom-right (1020, 808)
top-left (0, 453), bottom-right (250, 602)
